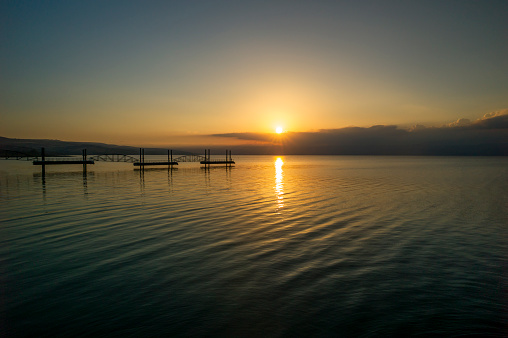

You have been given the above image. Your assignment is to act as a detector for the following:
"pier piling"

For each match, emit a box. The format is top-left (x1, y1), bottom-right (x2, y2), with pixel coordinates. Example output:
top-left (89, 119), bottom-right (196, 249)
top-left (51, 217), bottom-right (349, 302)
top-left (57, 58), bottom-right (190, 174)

top-left (82, 149), bottom-right (87, 171)
top-left (41, 147), bottom-right (45, 176)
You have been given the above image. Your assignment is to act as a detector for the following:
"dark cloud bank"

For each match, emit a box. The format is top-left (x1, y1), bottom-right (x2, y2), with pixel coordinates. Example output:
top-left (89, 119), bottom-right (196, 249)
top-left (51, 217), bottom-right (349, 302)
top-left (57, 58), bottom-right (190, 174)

top-left (212, 112), bottom-right (508, 156)
top-left (1, 111), bottom-right (506, 156)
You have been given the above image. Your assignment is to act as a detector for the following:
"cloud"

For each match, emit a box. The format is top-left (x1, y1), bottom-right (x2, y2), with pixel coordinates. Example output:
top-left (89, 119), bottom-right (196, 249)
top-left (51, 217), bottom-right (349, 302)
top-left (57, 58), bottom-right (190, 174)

top-left (469, 113), bottom-right (508, 130)
top-left (211, 110), bottom-right (508, 155)
top-left (409, 124), bottom-right (426, 132)
top-left (482, 108), bottom-right (508, 120)
top-left (444, 109), bottom-right (508, 129)
top-left (447, 118), bottom-right (471, 127)
top-left (211, 132), bottom-right (273, 143)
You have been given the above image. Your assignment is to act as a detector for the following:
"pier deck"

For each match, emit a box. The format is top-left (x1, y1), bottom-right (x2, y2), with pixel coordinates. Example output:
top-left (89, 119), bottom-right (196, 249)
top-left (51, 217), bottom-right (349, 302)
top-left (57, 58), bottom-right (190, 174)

top-left (33, 160), bottom-right (94, 165)
top-left (133, 161), bottom-right (178, 166)
top-left (200, 160), bottom-right (235, 165)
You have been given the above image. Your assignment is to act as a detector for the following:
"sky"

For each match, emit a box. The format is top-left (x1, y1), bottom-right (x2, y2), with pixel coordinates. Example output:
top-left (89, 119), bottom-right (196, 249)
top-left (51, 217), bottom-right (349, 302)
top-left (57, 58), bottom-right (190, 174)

top-left (1, 1), bottom-right (507, 148)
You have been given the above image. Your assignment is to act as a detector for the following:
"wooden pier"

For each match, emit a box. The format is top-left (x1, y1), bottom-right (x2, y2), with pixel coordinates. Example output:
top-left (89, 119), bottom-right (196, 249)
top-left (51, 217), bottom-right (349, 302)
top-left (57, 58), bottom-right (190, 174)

top-left (15, 147), bottom-right (235, 170)
top-left (201, 149), bottom-right (235, 167)
top-left (135, 149), bottom-right (178, 167)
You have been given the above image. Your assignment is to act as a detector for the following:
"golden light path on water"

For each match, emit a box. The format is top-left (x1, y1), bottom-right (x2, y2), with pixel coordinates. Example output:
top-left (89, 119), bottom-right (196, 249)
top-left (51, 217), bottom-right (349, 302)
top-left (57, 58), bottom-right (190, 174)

top-left (274, 157), bottom-right (284, 211)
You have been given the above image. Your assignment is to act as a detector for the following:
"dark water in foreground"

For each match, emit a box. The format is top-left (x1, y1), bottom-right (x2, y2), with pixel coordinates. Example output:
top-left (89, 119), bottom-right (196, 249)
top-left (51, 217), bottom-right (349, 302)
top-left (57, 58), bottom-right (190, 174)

top-left (1, 156), bottom-right (507, 337)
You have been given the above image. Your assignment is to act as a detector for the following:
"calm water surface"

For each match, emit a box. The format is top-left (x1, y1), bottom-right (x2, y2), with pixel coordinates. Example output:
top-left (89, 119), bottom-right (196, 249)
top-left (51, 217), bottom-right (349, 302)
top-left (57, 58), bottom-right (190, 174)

top-left (1, 156), bottom-right (507, 337)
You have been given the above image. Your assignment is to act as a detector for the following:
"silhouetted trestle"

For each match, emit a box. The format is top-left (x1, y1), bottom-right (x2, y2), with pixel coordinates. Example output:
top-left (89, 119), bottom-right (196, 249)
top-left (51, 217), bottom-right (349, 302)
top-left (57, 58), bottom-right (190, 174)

top-left (173, 154), bottom-right (206, 162)
top-left (0, 149), bottom-right (38, 160)
top-left (89, 154), bottom-right (139, 163)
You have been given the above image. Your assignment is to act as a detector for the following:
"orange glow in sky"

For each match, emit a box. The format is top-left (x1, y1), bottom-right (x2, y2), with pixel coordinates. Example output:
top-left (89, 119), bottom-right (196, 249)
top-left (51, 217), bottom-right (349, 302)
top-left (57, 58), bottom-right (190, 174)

top-left (1, 2), bottom-right (506, 147)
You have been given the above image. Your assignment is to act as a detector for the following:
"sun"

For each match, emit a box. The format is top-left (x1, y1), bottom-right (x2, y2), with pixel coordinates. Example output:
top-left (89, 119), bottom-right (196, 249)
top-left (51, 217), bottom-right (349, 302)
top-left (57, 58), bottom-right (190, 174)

top-left (275, 126), bottom-right (284, 134)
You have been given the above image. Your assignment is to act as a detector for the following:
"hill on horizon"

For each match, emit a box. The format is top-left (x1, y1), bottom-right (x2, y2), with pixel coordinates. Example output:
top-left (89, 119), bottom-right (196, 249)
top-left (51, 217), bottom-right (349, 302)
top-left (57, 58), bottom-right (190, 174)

top-left (0, 137), bottom-right (192, 157)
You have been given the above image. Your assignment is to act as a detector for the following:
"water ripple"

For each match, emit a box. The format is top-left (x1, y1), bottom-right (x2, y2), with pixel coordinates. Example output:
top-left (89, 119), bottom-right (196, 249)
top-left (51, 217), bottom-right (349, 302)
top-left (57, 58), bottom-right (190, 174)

top-left (1, 156), bottom-right (506, 337)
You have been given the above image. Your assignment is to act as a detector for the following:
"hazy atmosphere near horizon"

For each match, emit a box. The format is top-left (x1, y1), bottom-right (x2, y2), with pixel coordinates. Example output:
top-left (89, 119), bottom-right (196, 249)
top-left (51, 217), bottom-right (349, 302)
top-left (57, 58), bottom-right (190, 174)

top-left (1, 2), bottom-right (508, 338)
top-left (1, 1), bottom-right (507, 152)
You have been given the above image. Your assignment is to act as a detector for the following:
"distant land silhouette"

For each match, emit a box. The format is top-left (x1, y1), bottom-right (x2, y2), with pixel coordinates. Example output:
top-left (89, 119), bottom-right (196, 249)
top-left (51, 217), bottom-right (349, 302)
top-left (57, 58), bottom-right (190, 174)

top-left (0, 137), bottom-right (192, 157)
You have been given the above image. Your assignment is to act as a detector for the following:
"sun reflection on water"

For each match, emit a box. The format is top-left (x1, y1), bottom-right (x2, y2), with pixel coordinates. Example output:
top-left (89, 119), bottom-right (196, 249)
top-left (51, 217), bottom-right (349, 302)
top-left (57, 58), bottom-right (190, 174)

top-left (275, 157), bottom-right (284, 210)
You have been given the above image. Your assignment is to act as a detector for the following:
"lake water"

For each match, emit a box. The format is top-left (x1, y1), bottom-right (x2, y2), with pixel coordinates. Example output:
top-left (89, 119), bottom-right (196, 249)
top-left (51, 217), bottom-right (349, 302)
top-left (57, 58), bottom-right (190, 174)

top-left (1, 156), bottom-right (506, 337)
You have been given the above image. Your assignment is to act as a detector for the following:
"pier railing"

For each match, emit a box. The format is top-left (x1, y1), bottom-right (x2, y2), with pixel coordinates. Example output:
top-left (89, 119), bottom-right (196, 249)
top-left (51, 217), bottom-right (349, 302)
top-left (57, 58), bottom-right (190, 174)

top-left (1, 155), bottom-right (37, 161)
top-left (89, 154), bottom-right (139, 163)
top-left (173, 155), bottom-right (206, 162)
top-left (0, 149), bottom-right (38, 160)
